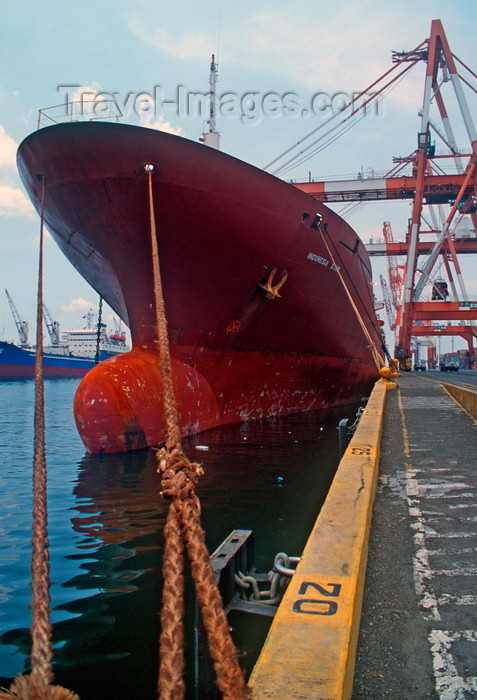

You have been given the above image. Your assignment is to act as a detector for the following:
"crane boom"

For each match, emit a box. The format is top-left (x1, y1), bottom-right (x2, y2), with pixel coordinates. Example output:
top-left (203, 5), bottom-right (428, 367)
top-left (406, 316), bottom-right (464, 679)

top-left (42, 304), bottom-right (61, 345)
top-left (5, 289), bottom-right (29, 347)
top-left (380, 275), bottom-right (396, 331)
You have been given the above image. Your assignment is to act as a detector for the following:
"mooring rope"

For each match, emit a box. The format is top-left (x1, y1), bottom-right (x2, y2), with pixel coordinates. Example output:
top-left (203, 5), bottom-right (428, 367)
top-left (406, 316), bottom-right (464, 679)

top-left (94, 296), bottom-right (103, 365)
top-left (0, 178), bottom-right (78, 699)
top-left (146, 170), bottom-right (248, 699)
top-left (319, 224), bottom-right (385, 373)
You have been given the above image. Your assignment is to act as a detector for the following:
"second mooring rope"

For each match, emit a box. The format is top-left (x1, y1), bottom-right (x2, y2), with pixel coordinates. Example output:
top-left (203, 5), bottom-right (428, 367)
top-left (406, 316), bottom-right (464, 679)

top-left (147, 170), bottom-right (248, 699)
top-left (0, 178), bottom-right (78, 700)
top-left (319, 223), bottom-right (385, 373)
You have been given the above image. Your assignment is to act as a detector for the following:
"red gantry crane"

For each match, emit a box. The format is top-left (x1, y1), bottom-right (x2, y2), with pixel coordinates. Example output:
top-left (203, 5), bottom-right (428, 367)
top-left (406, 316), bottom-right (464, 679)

top-left (395, 20), bottom-right (477, 367)
top-left (269, 20), bottom-right (477, 369)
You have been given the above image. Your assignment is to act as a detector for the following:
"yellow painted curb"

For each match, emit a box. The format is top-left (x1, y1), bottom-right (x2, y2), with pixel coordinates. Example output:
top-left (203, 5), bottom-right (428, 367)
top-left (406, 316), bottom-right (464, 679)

top-left (440, 382), bottom-right (477, 421)
top-left (249, 379), bottom-right (388, 699)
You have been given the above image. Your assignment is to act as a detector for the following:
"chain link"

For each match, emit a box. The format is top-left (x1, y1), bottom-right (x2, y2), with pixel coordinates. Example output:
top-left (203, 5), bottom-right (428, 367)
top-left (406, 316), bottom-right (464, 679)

top-left (234, 551), bottom-right (300, 607)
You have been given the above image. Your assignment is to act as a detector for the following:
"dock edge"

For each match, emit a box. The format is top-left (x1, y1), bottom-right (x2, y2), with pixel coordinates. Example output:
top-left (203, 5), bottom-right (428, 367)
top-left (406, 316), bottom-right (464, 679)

top-left (440, 381), bottom-right (477, 421)
top-left (249, 379), bottom-right (389, 699)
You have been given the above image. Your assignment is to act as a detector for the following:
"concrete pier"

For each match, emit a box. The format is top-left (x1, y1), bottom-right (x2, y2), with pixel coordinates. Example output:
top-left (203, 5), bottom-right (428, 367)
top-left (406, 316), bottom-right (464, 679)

top-left (353, 373), bottom-right (477, 699)
top-left (250, 372), bottom-right (477, 699)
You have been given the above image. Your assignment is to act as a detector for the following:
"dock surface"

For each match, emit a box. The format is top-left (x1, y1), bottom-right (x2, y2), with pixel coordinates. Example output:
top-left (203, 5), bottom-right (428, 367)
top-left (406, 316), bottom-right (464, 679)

top-left (353, 372), bottom-right (477, 699)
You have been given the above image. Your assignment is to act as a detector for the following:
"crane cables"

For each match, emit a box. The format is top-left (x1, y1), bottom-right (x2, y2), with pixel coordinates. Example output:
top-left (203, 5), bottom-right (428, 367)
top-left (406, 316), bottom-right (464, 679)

top-left (265, 40), bottom-right (427, 178)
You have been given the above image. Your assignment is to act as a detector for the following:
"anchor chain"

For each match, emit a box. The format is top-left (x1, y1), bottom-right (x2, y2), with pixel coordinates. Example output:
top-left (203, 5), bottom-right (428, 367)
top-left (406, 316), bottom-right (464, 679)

top-left (235, 552), bottom-right (300, 606)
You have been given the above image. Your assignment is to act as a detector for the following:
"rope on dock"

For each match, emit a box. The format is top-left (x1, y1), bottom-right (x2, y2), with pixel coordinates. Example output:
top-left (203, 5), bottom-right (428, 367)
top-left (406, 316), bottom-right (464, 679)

top-left (146, 168), bottom-right (248, 699)
top-left (0, 178), bottom-right (79, 699)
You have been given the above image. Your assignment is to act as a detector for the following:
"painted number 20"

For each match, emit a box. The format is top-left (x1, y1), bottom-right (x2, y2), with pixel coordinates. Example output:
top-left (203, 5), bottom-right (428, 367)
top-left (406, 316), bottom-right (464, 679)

top-left (292, 581), bottom-right (342, 616)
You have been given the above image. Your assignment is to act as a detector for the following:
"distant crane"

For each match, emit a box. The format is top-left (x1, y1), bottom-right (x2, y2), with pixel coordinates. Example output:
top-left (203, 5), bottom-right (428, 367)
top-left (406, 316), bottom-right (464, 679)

top-left (288, 21), bottom-right (477, 367)
top-left (382, 222), bottom-right (404, 311)
top-left (111, 316), bottom-right (126, 341)
top-left (380, 275), bottom-right (395, 331)
top-left (5, 289), bottom-right (29, 347)
top-left (42, 304), bottom-right (61, 346)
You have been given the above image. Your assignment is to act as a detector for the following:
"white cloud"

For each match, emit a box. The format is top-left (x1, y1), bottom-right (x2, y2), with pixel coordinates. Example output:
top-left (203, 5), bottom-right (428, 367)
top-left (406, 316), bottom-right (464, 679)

top-left (0, 185), bottom-right (34, 217)
top-left (239, 6), bottom-right (428, 120)
top-left (139, 113), bottom-right (184, 135)
top-left (53, 83), bottom-right (122, 122)
top-left (60, 298), bottom-right (93, 314)
top-left (125, 3), bottom-right (426, 130)
top-left (127, 18), bottom-right (212, 60)
top-left (69, 83), bottom-right (102, 101)
top-left (127, 4), bottom-right (393, 93)
top-left (0, 125), bottom-right (18, 168)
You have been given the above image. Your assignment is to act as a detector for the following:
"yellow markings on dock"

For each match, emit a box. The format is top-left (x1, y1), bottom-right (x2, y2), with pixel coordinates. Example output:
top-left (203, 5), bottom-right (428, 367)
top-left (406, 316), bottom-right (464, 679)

top-left (289, 574), bottom-right (349, 620)
top-left (398, 388), bottom-right (412, 465)
top-left (249, 380), bottom-right (389, 700)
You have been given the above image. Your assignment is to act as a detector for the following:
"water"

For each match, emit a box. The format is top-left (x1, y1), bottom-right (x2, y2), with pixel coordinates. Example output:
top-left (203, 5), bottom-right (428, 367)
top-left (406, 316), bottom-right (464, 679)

top-left (0, 378), bottom-right (359, 698)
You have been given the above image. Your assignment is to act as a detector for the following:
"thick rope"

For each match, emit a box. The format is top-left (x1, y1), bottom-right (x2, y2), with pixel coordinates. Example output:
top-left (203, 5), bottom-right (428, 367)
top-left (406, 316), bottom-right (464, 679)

top-left (147, 171), bottom-right (248, 699)
top-left (94, 296), bottom-right (103, 365)
top-left (319, 224), bottom-right (385, 372)
top-left (0, 179), bottom-right (78, 700)
top-left (30, 177), bottom-right (53, 689)
top-left (148, 172), bottom-right (181, 450)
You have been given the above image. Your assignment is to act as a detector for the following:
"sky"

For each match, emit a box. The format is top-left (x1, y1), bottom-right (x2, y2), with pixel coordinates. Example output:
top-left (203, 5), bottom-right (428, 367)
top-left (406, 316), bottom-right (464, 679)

top-left (1, 0), bottom-right (476, 354)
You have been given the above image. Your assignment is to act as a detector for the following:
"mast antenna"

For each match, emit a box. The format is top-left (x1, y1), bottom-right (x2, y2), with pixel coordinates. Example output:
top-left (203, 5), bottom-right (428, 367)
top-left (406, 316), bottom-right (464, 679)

top-left (200, 54), bottom-right (220, 150)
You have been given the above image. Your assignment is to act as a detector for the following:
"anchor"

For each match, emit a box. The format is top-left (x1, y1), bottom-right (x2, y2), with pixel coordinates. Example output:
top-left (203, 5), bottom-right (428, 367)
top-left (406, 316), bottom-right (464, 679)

top-left (258, 267), bottom-right (288, 299)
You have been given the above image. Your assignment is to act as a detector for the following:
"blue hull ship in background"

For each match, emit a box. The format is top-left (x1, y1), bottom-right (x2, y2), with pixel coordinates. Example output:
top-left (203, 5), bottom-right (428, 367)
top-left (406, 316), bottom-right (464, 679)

top-left (0, 291), bottom-right (129, 379)
top-left (0, 338), bottom-right (128, 379)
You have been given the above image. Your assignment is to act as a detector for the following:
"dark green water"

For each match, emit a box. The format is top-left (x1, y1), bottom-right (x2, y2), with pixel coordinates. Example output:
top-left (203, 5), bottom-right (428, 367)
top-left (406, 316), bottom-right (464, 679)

top-left (0, 377), bottom-right (360, 698)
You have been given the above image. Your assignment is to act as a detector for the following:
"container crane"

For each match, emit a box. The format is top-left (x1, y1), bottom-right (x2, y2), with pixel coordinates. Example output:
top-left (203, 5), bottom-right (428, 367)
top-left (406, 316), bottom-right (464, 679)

top-left (42, 304), bottom-right (61, 346)
top-left (391, 21), bottom-right (477, 365)
top-left (383, 223), bottom-right (404, 309)
top-left (380, 275), bottom-right (395, 331)
top-left (110, 317), bottom-right (126, 343)
top-left (5, 289), bottom-right (29, 347)
top-left (288, 20), bottom-right (477, 368)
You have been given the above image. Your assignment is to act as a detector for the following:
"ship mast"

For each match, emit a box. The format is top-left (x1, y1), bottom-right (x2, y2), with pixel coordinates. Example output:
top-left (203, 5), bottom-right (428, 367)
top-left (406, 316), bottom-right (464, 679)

top-left (200, 54), bottom-right (220, 150)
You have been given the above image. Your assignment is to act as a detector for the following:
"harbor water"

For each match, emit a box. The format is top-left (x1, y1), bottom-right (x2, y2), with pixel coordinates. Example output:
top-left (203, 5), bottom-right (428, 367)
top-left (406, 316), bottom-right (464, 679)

top-left (0, 377), bottom-right (361, 699)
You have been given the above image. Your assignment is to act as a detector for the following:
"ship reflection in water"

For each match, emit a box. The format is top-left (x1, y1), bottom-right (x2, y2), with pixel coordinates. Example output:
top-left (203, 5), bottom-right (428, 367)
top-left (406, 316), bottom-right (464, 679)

top-left (0, 379), bottom-right (360, 700)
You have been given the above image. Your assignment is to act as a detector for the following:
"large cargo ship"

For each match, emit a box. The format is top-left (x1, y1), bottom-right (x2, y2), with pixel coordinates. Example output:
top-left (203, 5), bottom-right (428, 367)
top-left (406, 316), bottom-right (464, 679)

top-left (17, 119), bottom-right (384, 454)
top-left (0, 310), bottom-right (129, 378)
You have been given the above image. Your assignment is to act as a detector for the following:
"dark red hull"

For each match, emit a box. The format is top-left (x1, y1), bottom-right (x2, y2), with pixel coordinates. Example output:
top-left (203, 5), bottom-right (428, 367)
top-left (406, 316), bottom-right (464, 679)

top-left (17, 122), bottom-right (383, 453)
